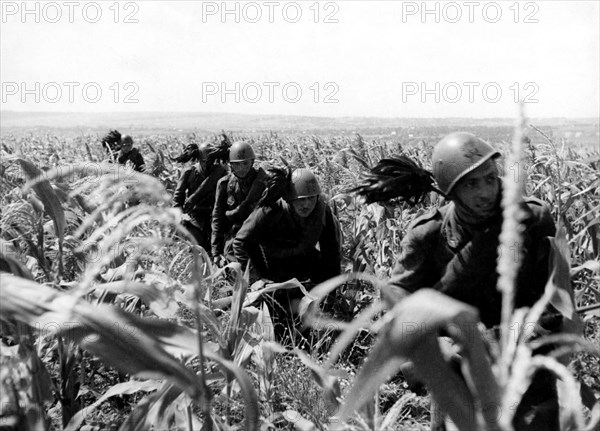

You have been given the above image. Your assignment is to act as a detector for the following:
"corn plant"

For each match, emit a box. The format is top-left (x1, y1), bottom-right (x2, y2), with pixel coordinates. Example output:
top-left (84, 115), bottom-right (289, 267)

top-left (298, 112), bottom-right (600, 431)
top-left (1, 124), bottom-right (598, 430)
top-left (0, 158), bottom-right (259, 430)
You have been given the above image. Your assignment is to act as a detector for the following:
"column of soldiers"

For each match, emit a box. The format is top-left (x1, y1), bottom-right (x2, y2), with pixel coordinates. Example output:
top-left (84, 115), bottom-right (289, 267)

top-left (100, 131), bottom-right (342, 289)
top-left (101, 129), bottom-right (573, 431)
top-left (168, 136), bottom-right (344, 342)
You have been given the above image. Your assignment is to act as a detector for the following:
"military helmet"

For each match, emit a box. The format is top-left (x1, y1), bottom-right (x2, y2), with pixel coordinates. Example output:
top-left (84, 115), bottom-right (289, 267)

top-left (431, 132), bottom-right (500, 195)
top-left (194, 142), bottom-right (214, 166)
top-left (289, 168), bottom-right (322, 200)
top-left (184, 143), bottom-right (198, 153)
top-left (197, 142), bottom-right (212, 158)
top-left (229, 141), bottom-right (255, 162)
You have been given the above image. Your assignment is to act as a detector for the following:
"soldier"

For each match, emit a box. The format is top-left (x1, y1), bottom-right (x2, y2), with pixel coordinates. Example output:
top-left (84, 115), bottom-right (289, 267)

top-left (101, 129), bottom-right (122, 159)
top-left (355, 132), bottom-right (561, 431)
top-left (390, 133), bottom-right (559, 329)
top-left (117, 135), bottom-right (145, 172)
top-left (211, 141), bottom-right (267, 265)
top-left (233, 168), bottom-right (342, 338)
top-left (173, 142), bottom-right (227, 251)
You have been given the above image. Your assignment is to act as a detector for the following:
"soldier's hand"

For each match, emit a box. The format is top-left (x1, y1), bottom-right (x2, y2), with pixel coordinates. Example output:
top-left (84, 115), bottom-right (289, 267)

top-left (400, 362), bottom-right (427, 396)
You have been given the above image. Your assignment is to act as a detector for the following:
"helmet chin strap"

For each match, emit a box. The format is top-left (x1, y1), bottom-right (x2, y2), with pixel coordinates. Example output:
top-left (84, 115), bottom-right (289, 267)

top-left (451, 191), bottom-right (502, 227)
top-left (448, 177), bottom-right (503, 227)
top-left (452, 196), bottom-right (485, 225)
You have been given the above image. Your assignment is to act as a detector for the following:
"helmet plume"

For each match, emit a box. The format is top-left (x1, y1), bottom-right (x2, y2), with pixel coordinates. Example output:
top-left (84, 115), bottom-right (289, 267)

top-left (351, 155), bottom-right (444, 205)
top-left (258, 165), bottom-right (293, 208)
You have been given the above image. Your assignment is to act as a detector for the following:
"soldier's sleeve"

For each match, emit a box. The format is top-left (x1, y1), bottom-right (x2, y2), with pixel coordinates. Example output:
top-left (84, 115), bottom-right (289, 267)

top-left (434, 225), bottom-right (502, 325)
top-left (173, 169), bottom-right (190, 208)
top-left (233, 206), bottom-right (269, 270)
top-left (226, 168), bottom-right (267, 223)
top-left (187, 165), bottom-right (227, 209)
top-left (211, 176), bottom-right (230, 257)
top-left (262, 197), bottom-right (326, 258)
top-left (526, 197), bottom-right (556, 237)
top-left (517, 198), bottom-right (562, 331)
top-left (389, 214), bottom-right (438, 294)
top-left (314, 204), bottom-right (343, 282)
top-left (517, 198), bottom-right (556, 299)
top-left (132, 150), bottom-right (145, 172)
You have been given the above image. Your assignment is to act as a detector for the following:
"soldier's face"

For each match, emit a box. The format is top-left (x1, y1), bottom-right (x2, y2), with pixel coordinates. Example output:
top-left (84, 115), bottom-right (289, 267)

top-left (230, 159), bottom-right (254, 178)
top-left (292, 196), bottom-right (318, 218)
top-left (453, 160), bottom-right (500, 218)
top-left (121, 141), bottom-right (133, 153)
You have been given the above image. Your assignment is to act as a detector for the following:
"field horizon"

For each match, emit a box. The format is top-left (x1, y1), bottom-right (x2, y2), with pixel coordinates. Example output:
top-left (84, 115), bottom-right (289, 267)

top-left (1, 110), bottom-right (598, 135)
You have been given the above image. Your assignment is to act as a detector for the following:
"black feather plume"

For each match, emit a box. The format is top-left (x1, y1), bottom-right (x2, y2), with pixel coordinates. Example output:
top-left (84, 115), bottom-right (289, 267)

top-left (350, 155), bottom-right (444, 205)
top-left (171, 143), bottom-right (199, 163)
top-left (220, 131), bottom-right (232, 148)
top-left (101, 130), bottom-right (122, 153)
top-left (206, 134), bottom-right (232, 166)
top-left (258, 166), bottom-right (293, 208)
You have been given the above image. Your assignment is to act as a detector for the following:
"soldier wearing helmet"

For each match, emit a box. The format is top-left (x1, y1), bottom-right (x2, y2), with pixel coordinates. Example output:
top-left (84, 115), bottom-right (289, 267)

top-left (233, 167), bottom-right (342, 338)
top-left (234, 167), bottom-right (341, 283)
top-left (116, 135), bottom-right (145, 172)
top-left (173, 141), bottom-right (227, 251)
top-left (211, 141), bottom-right (267, 264)
top-left (384, 132), bottom-right (560, 430)
top-left (389, 132), bottom-right (558, 317)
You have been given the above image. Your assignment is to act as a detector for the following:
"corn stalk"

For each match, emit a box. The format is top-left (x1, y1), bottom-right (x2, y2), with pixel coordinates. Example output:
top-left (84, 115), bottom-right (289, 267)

top-left (496, 104), bottom-right (528, 383)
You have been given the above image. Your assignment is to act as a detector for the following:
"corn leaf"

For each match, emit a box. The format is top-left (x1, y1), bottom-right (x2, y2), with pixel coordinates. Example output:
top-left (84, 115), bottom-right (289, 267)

top-left (84, 280), bottom-right (179, 319)
top-left (547, 223), bottom-right (584, 334)
top-left (18, 158), bottom-right (66, 242)
top-left (243, 278), bottom-right (311, 307)
top-left (1, 274), bottom-right (203, 398)
top-left (65, 380), bottom-right (162, 431)
top-left (338, 289), bottom-right (501, 431)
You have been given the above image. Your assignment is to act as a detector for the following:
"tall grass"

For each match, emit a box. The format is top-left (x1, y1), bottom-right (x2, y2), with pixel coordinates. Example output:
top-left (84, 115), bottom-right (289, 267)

top-left (0, 124), bottom-right (598, 430)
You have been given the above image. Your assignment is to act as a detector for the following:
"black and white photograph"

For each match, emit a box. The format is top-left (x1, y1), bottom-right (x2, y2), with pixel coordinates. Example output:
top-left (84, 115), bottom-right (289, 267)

top-left (1, 1), bottom-right (599, 430)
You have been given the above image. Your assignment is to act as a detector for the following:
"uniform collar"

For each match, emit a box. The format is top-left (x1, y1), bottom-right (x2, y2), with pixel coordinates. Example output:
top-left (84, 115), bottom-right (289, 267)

top-left (442, 200), bottom-right (502, 250)
top-left (282, 195), bottom-right (327, 226)
top-left (232, 167), bottom-right (257, 185)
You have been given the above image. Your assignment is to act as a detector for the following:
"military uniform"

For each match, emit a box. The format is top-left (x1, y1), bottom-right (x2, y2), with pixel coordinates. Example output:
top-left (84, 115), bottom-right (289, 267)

top-left (211, 167), bottom-right (267, 259)
top-left (117, 148), bottom-right (145, 172)
top-left (234, 194), bottom-right (342, 340)
top-left (391, 196), bottom-right (558, 328)
top-left (392, 196), bottom-right (561, 431)
top-left (233, 195), bottom-right (342, 284)
top-left (173, 164), bottom-right (227, 251)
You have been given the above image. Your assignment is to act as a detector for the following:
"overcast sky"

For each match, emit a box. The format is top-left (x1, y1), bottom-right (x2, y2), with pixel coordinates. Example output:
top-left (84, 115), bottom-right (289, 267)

top-left (1, 1), bottom-right (598, 118)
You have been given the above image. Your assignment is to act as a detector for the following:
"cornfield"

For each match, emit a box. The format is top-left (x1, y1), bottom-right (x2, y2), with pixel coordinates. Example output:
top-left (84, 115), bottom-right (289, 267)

top-left (1, 121), bottom-right (599, 431)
